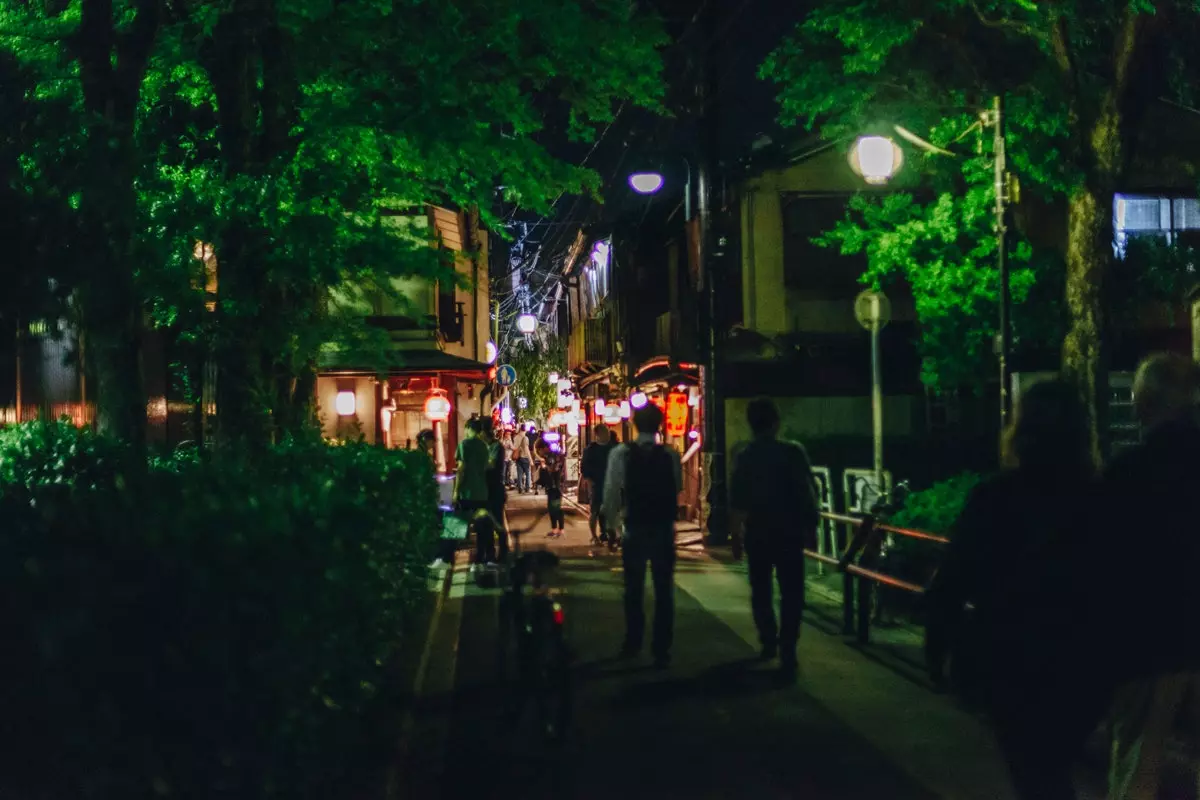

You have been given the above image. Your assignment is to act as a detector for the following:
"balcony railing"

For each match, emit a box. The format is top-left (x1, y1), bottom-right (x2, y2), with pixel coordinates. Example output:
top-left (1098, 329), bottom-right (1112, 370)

top-left (568, 316), bottom-right (612, 372)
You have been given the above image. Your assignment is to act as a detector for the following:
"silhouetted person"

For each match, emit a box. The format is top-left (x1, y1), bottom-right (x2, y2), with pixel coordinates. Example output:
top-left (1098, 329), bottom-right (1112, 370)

top-left (513, 427), bottom-right (532, 493)
top-left (455, 417), bottom-right (494, 571)
top-left (582, 423), bottom-right (617, 548)
top-left (1099, 353), bottom-right (1200, 800)
top-left (926, 379), bottom-right (1104, 800)
top-left (729, 398), bottom-right (818, 680)
top-left (603, 403), bottom-right (681, 669)
top-left (480, 418), bottom-right (509, 563)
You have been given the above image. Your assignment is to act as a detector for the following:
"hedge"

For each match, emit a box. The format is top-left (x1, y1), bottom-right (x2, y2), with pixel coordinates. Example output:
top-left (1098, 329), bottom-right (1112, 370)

top-left (0, 421), bottom-right (439, 798)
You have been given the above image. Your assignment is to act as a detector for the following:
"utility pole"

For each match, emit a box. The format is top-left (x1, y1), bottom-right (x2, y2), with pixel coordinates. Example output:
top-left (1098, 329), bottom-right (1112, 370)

top-left (697, 0), bottom-right (727, 544)
top-left (991, 94), bottom-right (1012, 429)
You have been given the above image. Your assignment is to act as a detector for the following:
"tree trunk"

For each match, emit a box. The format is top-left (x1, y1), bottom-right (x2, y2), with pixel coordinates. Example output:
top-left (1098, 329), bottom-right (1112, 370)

top-left (74, 0), bottom-right (159, 450)
top-left (1060, 183), bottom-right (1110, 467)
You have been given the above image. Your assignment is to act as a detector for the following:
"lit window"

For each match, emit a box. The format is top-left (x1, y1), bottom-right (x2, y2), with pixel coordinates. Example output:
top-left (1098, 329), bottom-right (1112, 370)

top-left (1114, 194), bottom-right (1200, 258)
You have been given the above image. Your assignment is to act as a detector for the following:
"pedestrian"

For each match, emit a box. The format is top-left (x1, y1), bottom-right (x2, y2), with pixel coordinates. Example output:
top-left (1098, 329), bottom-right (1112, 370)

top-left (603, 403), bottom-right (681, 669)
top-left (729, 398), bottom-right (818, 680)
top-left (501, 430), bottom-right (515, 488)
top-left (454, 417), bottom-right (495, 571)
top-left (581, 423), bottom-right (618, 549)
top-left (540, 441), bottom-right (566, 538)
top-left (513, 426), bottom-right (532, 493)
top-left (480, 418), bottom-right (509, 563)
top-left (925, 379), bottom-right (1105, 799)
top-left (1097, 353), bottom-right (1200, 800)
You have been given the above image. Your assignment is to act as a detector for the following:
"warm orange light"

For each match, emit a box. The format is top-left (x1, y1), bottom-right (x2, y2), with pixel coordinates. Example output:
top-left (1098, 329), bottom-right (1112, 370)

top-left (666, 392), bottom-right (688, 437)
top-left (424, 392), bottom-right (451, 422)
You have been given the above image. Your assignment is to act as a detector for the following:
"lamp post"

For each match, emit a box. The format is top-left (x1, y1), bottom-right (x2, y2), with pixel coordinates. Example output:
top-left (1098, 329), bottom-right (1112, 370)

top-left (850, 95), bottom-right (1014, 428)
top-left (625, 155), bottom-right (725, 543)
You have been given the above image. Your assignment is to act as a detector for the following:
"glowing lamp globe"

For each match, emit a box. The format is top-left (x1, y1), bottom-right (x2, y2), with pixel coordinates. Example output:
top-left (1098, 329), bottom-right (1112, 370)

top-left (595, 398), bottom-right (607, 414)
top-left (485, 340), bottom-right (497, 364)
top-left (628, 172), bottom-right (665, 195)
top-left (630, 391), bottom-right (649, 409)
top-left (516, 314), bottom-right (538, 334)
top-left (424, 393), bottom-right (451, 423)
top-left (500, 407), bottom-right (514, 424)
top-left (849, 136), bottom-right (903, 185)
top-left (335, 390), bottom-right (356, 417)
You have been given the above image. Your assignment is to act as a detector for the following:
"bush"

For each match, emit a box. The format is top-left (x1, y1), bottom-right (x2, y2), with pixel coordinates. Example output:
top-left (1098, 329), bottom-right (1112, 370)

top-left (0, 421), bottom-right (439, 798)
top-left (883, 471), bottom-right (983, 596)
top-left (889, 471), bottom-right (983, 535)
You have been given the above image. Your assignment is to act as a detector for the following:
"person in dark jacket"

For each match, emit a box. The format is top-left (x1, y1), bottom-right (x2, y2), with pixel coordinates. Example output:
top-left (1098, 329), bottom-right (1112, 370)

top-left (925, 379), bottom-right (1105, 799)
top-left (1098, 353), bottom-right (1200, 800)
top-left (603, 403), bottom-right (681, 669)
top-left (582, 423), bottom-right (617, 548)
top-left (729, 398), bottom-right (818, 679)
top-left (480, 418), bottom-right (508, 563)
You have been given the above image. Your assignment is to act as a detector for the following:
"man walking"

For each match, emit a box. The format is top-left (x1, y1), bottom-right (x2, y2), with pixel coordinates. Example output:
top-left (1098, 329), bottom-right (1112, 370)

top-left (513, 427), bottom-right (532, 494)
top-left (603, 404), bottom-right (681, 669)
top-left (729, 398), bottom-right (818, 680)
top-left (581, 423), bottom-right (617, 549)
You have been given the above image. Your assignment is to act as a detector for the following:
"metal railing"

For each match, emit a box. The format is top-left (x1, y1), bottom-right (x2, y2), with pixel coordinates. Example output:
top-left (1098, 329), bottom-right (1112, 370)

top-left (805, 511), bottom-right (949, 645)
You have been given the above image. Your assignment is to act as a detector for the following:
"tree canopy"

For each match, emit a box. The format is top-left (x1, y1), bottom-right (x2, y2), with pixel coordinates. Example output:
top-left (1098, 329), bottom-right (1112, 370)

top-left (763, 0), bottom-right (1200, 456)
top-left (0, 0), bottom-right (665, 446)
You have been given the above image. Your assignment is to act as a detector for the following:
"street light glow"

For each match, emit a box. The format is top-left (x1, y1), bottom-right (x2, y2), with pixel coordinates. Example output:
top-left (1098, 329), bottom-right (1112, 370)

top-left (850, 136), bottom-right (902, 185)
top-left (516, 313), bottom-right (537, 334)
top-left (630, 391), bottom-right (648, 409)
top-left (485, 340), bottom-right (497, 364)
top-left (628, 172), bottom-right (665, 194)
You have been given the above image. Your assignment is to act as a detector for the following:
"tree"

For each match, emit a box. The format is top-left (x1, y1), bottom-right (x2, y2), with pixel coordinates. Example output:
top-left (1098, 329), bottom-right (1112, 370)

top-left (1, 0), bottom-right (665, 448)
top-left (763, 1), bottom-right (1200, 461)
top-left (506, 337), bottom-right (565, 426)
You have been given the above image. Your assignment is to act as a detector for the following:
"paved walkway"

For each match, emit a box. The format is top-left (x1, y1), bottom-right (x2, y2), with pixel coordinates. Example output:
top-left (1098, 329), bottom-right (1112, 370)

top-left (400, 492), bottom-right (1114, 799)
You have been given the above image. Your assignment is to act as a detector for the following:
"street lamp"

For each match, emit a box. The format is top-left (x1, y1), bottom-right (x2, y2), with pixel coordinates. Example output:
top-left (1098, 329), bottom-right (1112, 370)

top-left (851, 96), bottom-right (1014, 428)
top-left (516, 313), bottom-right (537, 334)
top-left (628, 172), bottom-right (665, 194)
top-left (849, 136), bottom-right (903, 185)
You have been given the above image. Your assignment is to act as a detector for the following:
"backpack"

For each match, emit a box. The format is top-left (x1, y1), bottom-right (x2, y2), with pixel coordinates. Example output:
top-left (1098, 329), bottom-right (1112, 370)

top-left (624, 444), bottom-right (676, 527)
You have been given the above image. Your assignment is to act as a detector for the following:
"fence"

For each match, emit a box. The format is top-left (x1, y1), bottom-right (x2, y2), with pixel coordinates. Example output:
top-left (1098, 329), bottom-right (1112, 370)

top-left (806, 511), bottom-right (949, 645)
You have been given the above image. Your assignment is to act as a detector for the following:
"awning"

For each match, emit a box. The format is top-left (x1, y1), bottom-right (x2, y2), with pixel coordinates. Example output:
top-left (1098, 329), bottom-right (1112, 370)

top-left (631, 357), bottom-right (700, 389)
top-left (319, 348), bottom-right (491, 381)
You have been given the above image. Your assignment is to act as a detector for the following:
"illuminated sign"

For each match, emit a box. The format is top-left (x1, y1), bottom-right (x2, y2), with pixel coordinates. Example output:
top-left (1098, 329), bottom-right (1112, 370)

top-left (666, 392), bottom-right (688, 437)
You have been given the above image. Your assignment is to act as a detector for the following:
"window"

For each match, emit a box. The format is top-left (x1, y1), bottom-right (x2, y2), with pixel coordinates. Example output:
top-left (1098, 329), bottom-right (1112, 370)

top-left (585, 239), bottom-right (611, 311)
top-left (1113, 194), bottom-right (1200, 258)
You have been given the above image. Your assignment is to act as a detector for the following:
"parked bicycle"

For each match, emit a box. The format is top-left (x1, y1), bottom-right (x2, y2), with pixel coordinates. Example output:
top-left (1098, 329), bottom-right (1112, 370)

top-left (496, 548), bottom-right (572, 742)
top-left (853, 477), bottom-right (912, 626)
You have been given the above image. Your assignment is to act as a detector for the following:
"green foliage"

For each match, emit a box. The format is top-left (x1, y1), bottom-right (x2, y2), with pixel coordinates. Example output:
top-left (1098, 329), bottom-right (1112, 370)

top-left (0, 0), bottom-right (667, 442)
top-left (0, 421), bottom-right (439, 797)
top-left (505, 337), bottom-right (566, 425)
top-left (889, 471), bottom-right (984, 535)
top-left (760, 0), bottom-right (1200, 392)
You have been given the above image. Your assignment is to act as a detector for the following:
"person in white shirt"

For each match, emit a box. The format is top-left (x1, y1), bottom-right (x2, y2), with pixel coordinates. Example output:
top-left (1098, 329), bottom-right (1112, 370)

top-left (512, 428), bottom-right (532, 493)
top-left (602, 403), bottom-right (681, 668)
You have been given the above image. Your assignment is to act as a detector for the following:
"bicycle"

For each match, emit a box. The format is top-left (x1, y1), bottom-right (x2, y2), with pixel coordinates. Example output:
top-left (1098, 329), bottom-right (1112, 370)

top-left (852, 477), bottom-right (912, 627)
top-left (495, 547), bottom-right (573, 742)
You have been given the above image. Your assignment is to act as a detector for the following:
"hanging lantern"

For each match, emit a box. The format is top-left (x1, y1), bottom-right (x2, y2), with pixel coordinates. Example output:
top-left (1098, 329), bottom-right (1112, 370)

top-left (619, 401), bottom-right (631, 419)
top-left (485, 341), bottom-right (498, 364)
top-left (630, 391), bottom-right (648, 409)
top-left (516, 314), bottom-right (537, 334)
top-left (595, 398), bottom-right (607, 414)
top-left (424, 390), bottom-right (451, 423)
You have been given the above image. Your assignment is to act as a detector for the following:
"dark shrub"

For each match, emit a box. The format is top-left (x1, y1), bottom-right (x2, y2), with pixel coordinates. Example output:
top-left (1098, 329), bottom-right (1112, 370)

top-left (0, 421), bottom-right (438, 798)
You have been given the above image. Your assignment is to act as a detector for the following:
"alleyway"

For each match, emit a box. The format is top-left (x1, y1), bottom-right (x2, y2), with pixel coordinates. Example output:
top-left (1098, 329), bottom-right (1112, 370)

top-left (394, 492), bottom-right (1048, 799)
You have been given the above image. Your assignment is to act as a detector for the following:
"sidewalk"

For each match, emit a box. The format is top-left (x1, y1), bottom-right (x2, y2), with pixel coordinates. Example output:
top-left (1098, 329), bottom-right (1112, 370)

top-left (422, 492), bottom-right (1039, 800)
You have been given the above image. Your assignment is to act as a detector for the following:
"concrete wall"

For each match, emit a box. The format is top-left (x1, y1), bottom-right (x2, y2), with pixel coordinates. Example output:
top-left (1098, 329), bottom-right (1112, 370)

top-left (739, 146), bottom-right (917, 338)
top-left (725, 395), bottom-right (917, 453)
